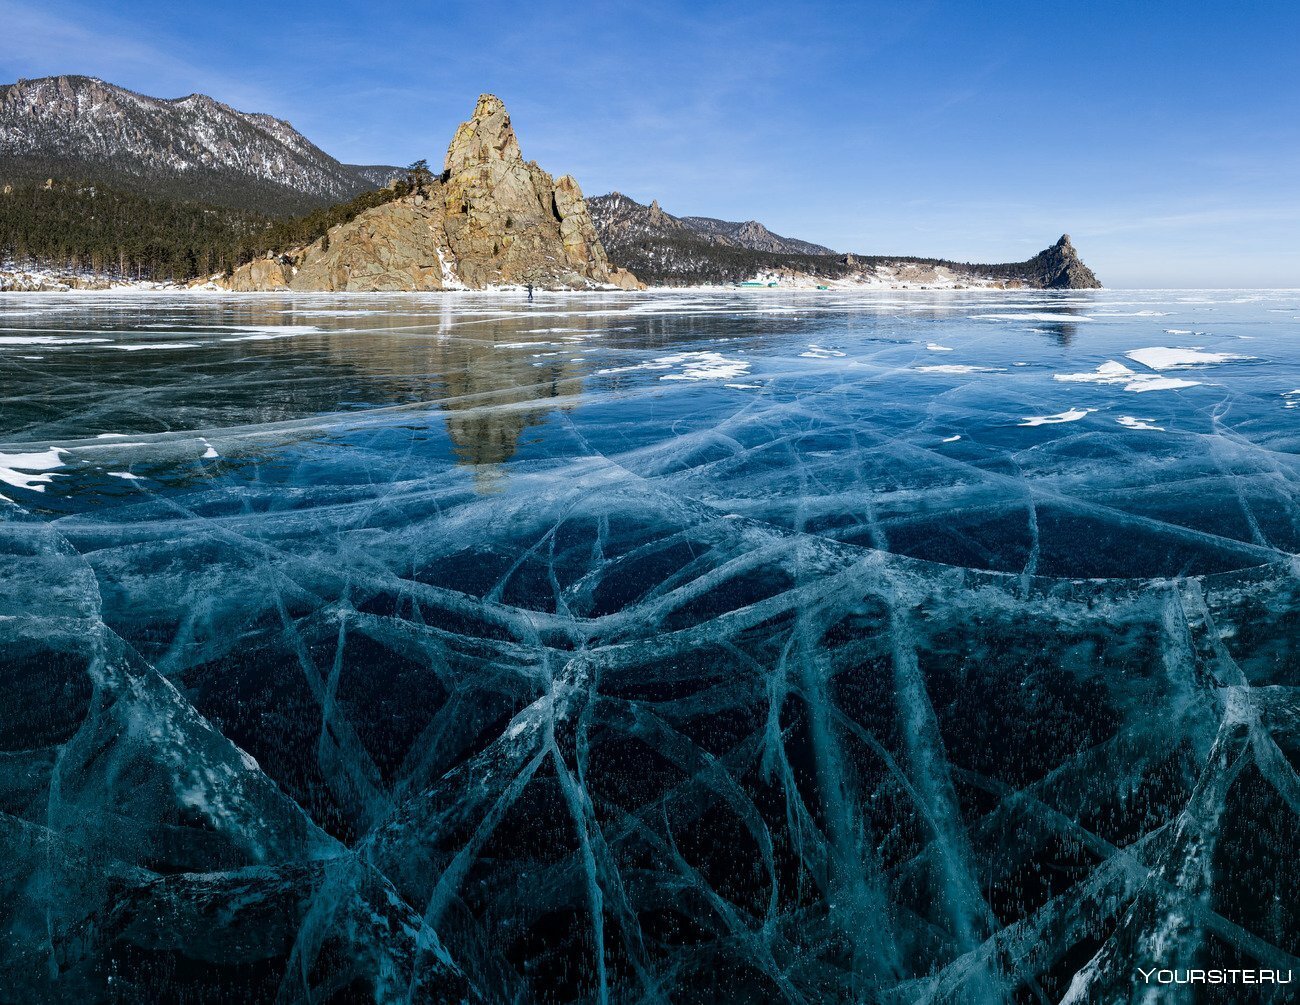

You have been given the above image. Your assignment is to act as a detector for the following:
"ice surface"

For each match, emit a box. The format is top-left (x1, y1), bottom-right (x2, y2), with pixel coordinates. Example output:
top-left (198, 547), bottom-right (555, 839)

top-left (2, 289), bottom-right (1299, 1003)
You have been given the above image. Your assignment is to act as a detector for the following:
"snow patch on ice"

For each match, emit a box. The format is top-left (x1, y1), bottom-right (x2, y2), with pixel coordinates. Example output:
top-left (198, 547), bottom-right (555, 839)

top-left (0, 336), bottom-right (111, 346)
top-left (1116, 415), bottom-right (1165, 431)
top-left (915, 364), bottom-right (1005, 374)
top-left (1019, 408), bottom-right (1093, 427)
top-left (0, 447), bottom-right (67, 492)
top-left (598, 352), bottom-right (752, 382)
top-left (1125, 346), bottom-right (1255, 370)
top-left (1053, 360), bottom-right (1200, 393)
top-left (973, 312), bottom-right (1093, 322)
top-left (111, 342), bottom-right (201, 351)
top-left (800, 345), bottom-right (846, 358)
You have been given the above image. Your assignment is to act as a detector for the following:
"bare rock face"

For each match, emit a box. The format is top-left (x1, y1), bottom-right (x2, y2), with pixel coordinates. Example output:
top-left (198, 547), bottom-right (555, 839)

top-left (227, 257), bottom-right (288, 291)
top-left (226, 94), bottom-right (642, 292)
top-left (290, 201), bottom-right (452, 292)
top-left (1034, 234), bottom-right (1102, 289)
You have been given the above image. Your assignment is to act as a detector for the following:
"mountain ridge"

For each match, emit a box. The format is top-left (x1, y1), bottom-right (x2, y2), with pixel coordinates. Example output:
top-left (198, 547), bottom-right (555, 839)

top-left (587, 191), bottom-right (1100, 288)
top-left (0, 75), bottom-right (401, 215)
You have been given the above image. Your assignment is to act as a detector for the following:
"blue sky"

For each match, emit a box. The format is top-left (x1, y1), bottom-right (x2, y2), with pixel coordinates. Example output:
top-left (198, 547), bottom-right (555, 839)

top-left (3, 0), bottom-right (1298, 287)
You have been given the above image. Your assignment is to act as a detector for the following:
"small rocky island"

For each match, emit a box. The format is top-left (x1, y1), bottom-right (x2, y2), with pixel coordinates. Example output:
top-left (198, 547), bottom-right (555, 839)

top-left (224, 95), bottom-right (642, 292)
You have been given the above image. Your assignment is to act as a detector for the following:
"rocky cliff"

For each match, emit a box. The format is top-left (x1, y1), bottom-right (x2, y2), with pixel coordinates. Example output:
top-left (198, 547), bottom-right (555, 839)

top-left (226, 95), bottom-right (641, 292)
top-left (1010, 234), bottom-right (1101, 289)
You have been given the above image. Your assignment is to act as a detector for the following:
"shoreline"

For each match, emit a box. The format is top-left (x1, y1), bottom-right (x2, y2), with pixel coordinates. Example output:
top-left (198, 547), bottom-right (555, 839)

top-left (1, 275), bottom-right (1110, 296)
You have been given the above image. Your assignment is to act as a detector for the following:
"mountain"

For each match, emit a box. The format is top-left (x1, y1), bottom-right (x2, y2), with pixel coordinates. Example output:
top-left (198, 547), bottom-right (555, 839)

top-left (1012, 234), bottom-right (1100, 288)
top-left (588, 191), bottom-right (1100, 288)
top-left (678, 215), bottom-right (834, 255)
top-left (225, 94), bottom-right (640, 292)
top-left (588, 192), bottom-right (834, 257)
top-left (0, 75), bottom-right (401, 215)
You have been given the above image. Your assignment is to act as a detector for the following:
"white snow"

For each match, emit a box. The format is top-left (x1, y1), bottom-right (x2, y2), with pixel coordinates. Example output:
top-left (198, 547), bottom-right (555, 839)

top-left (0, 336), bottom-right (112, 346)
top-left (914, 364), bottom-right (1005, 374)
top-left (973, 312), bottom-right (1093, 322)
top-left (1116, 415), bottom-right (1164, 430)
top-left (1053, 360), bottom-right (1200, 393)
top-left (597, 352), bottom-right (752, 382)
top-left (799, 346), bottom-right (846, 358)
top-left (1019, 408), bottom-right (1093, 427)
top-left (110, 342), bottom-right (201, 351)
top-left (1125, 346), bottom-right (1255, 370)
top-left (660, 353), bottom-right (752, 381)
top-left (0, 447), bottom-right (67, 492)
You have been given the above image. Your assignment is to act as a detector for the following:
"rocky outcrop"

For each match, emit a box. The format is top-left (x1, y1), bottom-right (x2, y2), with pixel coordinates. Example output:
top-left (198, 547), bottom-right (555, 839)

top-left (227, 257), bottom-right (288, 291)
top-left (1014, 234), bottom-right (1101, 289)
top-left (225, 94), bottom-right (642, 293)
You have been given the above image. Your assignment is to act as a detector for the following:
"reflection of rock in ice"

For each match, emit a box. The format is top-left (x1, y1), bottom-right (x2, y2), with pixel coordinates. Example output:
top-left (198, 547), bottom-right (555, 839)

top-left (440, 346), bottom-right (583, 474)
top-left (307, 302), bottom-right (600, 477)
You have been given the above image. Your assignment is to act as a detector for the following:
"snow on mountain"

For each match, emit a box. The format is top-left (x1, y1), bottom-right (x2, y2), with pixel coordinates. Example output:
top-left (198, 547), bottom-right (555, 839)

top-left (0, 75), bottom-right (401, 214)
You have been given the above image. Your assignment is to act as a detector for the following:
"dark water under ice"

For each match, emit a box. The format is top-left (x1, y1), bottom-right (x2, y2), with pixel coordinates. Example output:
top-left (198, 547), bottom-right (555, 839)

top-left (2, 289), bottom-right (1299, 1003)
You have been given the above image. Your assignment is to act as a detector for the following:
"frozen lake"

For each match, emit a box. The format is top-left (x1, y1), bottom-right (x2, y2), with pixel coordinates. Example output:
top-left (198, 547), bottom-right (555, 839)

top-left (2, 289), bottom-right (1299, 1001)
